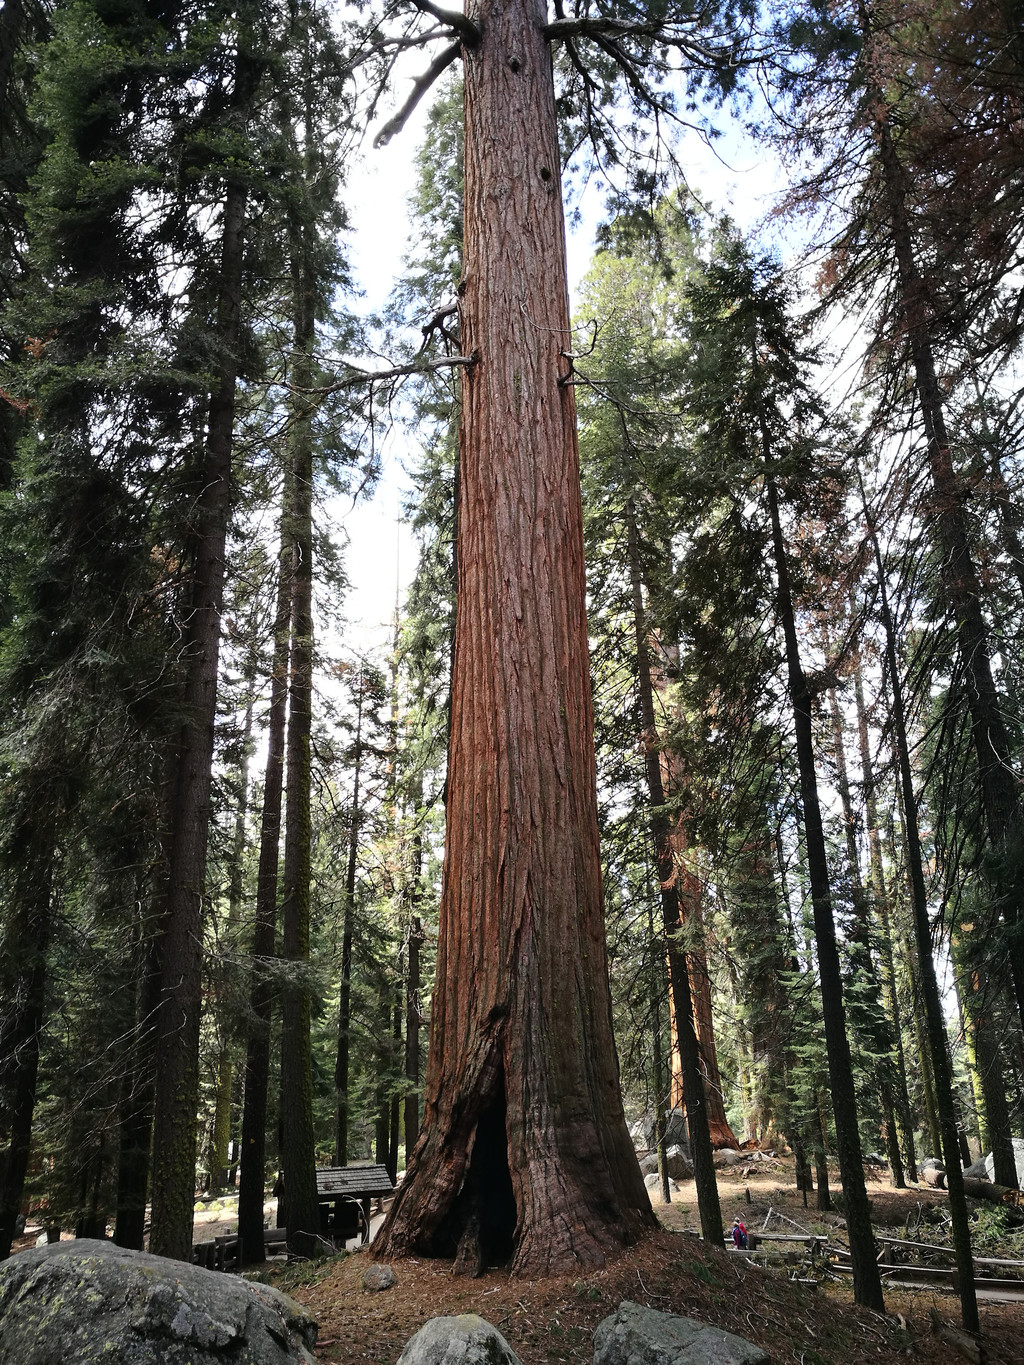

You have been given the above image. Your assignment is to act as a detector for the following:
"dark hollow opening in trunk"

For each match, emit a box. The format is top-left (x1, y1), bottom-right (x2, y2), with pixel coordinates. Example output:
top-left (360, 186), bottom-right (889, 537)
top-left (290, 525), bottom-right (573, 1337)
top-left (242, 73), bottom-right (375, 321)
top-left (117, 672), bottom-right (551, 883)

top-left (448, 1085), bottom-right (517, 1273)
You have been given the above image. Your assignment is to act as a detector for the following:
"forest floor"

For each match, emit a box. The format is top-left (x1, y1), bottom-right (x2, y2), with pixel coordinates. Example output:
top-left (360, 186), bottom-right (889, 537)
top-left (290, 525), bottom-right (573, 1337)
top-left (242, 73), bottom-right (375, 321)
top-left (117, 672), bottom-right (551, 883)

top-left (258, 1163), bottom-right (1024, 1365)
top-left (11, 1163), bottom-right (1024, 1361)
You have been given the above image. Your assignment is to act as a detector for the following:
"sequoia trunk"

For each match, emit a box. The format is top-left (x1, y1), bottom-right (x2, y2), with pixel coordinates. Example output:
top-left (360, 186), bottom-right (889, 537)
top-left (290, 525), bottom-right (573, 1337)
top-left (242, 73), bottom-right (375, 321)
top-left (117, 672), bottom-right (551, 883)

top-left (375, 0), bottom-right (654, 1275)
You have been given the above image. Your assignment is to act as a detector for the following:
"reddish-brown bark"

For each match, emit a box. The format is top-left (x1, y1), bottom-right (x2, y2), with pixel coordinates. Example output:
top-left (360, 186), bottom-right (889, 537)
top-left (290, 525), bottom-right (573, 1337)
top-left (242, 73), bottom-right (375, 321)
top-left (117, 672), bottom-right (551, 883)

top-left (375, 0), bottom-right (654, 1276)
top-left (664, 854), bottom-right (737, 1150)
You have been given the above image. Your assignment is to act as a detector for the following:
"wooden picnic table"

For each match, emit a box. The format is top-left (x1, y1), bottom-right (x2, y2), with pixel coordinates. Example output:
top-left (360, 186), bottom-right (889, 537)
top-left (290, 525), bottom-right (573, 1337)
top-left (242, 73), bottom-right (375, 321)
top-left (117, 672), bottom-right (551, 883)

top-left (315, 1164), bottom-right (395, 1243)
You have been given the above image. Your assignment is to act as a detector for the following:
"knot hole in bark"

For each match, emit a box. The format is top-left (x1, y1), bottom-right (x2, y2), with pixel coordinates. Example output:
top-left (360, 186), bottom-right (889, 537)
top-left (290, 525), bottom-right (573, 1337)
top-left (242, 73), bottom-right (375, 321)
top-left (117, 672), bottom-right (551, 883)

top-left (508, 56), bottom-right (520, 71)
top-left (451, 1082), bottom-right (517, 1276)
top-left (539, 165), bottom-right (552, 182)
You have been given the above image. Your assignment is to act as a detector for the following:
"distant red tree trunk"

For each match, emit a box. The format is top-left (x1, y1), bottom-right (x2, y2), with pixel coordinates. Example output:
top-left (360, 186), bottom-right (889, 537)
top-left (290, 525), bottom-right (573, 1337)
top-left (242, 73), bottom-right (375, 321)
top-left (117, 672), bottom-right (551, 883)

top-left (375, 0), bottom-right (654, 1276)
top-left (665, 868), bottom-right (738, 1150)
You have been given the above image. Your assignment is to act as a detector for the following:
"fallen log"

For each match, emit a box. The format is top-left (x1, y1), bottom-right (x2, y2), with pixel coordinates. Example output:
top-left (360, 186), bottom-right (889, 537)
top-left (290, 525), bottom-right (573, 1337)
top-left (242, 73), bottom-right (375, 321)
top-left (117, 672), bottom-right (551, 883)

top-left (962, 1177), bottom-right (1022, 1207)
top-left (914, 1170), bottom-right (1021, 1207)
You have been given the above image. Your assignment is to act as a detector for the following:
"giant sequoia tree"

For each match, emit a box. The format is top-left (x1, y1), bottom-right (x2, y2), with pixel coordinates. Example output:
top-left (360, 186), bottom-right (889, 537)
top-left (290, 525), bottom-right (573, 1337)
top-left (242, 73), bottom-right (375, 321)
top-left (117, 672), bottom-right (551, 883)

top-left (372, 0), bottom-right (750, 1274)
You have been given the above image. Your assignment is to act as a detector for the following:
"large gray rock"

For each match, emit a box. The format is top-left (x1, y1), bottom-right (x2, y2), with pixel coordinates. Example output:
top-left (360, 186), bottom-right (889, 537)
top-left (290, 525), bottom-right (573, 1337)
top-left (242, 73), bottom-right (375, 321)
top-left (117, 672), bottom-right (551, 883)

top-left (967, 1137), bottom-right (1024, 1185)
top-left (396, 1314), bottom-right (522, 1364)
top-left (644, 1173), bottom-right (682, 1199)
top-left (0, 1239), bottom-right (317, 1365)
top-left (638, 1146), bottom-right (693, 1182)
top-left (665, 1145), bottom-right (693, 1180)
top-left (712, 1148), bottom-right (744, 1168)
top-left (631, 1112), bottom-right (692, 1157)
top-left (593, 1300), bottom-right (769, 1365)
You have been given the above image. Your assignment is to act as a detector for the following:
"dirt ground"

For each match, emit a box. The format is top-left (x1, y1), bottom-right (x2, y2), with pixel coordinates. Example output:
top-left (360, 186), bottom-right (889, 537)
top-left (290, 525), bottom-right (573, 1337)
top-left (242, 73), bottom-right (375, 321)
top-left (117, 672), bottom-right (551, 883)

top-left (11, 1163), bottom-right (1023, 1362)
top-left (265, 1164), bottom-right (1024, 1365)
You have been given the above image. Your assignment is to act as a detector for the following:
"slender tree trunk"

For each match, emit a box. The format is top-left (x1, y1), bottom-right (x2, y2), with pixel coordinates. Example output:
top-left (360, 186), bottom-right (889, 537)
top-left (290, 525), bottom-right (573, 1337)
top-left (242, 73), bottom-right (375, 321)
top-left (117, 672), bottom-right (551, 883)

top-left (278, 223), bottom-right (319, 1251)
top-left (958, 989), bottom-right (988, 1152)
top-left (775, 832), bottom-right (822, 1194)
top-left (826, 685), bottom-right (905, 1187)
top-left (862, 0), bottom-right (1024, 1040)
top-left (0, 850), bottom-right (52, 1260)
top-left (375, 0), bottom-right (654, 1274)
top-left (113, 755), bottom-right (178, 1250)
top-left (389, 987), bottom-right (402, 1182)
top-left (906, 936), bottom-right (943, 1160)
top-left (374, 984), bottom-right (393, 1172)
top-left (335, 678), bottom-right (364, 1167)
top-left (853, 661), bottom-right (918, 1182)
top-left (149, 174), bottom-right (248, 1260)
top-left (647, 900), bottom-right (671, 1205)
top-left (237, 513), bottom-right (292, 1264)
top-left (653, 655), bottom-right (736, 1149)
top-left (862, 489), bottom-right (979, 1332)
top-left (956, 948), bottom-right (1017, 1187)
top-left (813, 1097), bottom-right (832, 1212)
top-left (404, 803), bottom-right (424, 1169)
top-left (625, 501), bottom-right (723, 1243)
top-left (765, 474), bottom-right (881, 1309)
top-left (113, 994), bottom-right (157, 1248)
top-left (207, 690), bottom-right (255, 1190)
top-left (665, 869), bottom-right (737, 1147)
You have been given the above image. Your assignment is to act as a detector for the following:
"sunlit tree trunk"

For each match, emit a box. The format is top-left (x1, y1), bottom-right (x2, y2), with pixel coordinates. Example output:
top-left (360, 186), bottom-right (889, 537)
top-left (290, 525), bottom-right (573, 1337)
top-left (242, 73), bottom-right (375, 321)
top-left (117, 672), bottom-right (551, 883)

top-left (375, 0), bottom-right (653, 1274)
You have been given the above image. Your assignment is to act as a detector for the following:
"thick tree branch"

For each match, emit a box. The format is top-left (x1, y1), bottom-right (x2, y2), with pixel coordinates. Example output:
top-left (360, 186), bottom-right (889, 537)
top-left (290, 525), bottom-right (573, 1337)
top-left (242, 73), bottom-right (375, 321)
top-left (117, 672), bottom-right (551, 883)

top-left (411, 0), bottom-right (480, 46)
top-left (543, 17), bottom-right (663, 40)
top-left (293, 352), bottom-right (475, 396)
top-left (374, 39), bottom-right (462, 146)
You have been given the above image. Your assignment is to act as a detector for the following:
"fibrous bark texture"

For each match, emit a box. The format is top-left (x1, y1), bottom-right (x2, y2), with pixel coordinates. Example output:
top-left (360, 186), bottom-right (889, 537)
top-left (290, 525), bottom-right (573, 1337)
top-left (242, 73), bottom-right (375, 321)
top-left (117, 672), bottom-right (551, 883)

top-left (375, 0), bottom-right (654, 1277)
